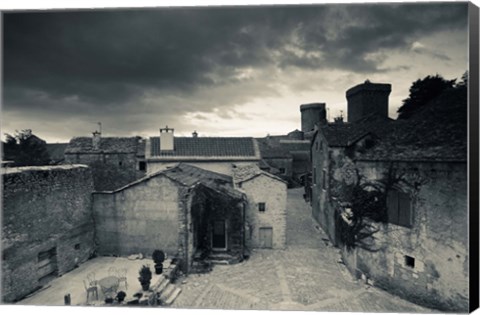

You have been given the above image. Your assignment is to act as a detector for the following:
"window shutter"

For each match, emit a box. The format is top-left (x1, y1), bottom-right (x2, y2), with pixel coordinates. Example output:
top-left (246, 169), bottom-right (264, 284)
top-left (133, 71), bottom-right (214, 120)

top-left (387, 190), bottom-right (399, 224)
top-left (398, 192), bottom-right (411, 227)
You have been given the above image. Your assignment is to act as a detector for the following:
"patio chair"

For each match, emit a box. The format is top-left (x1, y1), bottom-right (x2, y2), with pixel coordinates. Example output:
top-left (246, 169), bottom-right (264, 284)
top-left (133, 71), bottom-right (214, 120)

top-left (116, 268), bottom-right (128, 290)
top-left (108, 267), bottom-right (118, 277)
top-left (87, 272), bottom-right (97, 286)
top-left (83, 279), bottom-right (98, 302)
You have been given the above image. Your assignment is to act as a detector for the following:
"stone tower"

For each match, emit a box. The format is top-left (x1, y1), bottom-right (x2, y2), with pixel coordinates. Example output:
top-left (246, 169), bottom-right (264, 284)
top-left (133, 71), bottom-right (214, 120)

top-left (300, 103), bottom-right (327, 133)
top-left (346, 80), bottom-right (391, 123)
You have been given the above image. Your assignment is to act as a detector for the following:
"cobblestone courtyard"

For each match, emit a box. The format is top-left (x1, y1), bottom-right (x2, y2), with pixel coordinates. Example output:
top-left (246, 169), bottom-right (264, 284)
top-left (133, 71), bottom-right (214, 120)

top-left (172, 188), bottom-right (435, 312)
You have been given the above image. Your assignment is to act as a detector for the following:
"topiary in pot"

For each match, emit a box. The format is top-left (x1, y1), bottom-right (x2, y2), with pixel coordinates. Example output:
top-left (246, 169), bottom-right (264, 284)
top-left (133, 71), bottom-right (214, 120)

top-left (152, 250), bottom-right (165, 274)
top-left (138, 265), bottom-right (152, 291)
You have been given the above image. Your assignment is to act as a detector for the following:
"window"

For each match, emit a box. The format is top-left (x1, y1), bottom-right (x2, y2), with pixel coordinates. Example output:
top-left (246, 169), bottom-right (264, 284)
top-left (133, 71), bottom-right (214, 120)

top-left (313, 167), bottom-right (317, 185)
top-left (404, 255), bottom-right (415, 268)
top-left (74, 243), bottom-right (81, 250)
top-left (279, 168), bottom-right (286, 174)
top-left (258, 202), bottom-right (266, 212)
top-left (139, 161), bottom-right (146, 171)
top-left (118, 161), bottom-right (123, 166)
top-left (387, 190), bottom-right (412, 227)
top-left (322, 169), bottom-right (327, 190)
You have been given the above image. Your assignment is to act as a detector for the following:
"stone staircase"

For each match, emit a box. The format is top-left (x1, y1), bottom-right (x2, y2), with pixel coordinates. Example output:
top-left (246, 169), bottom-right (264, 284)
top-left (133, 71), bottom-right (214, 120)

top-left (150, 275), bottom-right (182, 306)
top-left (208, 251), bottom-right (243, 265)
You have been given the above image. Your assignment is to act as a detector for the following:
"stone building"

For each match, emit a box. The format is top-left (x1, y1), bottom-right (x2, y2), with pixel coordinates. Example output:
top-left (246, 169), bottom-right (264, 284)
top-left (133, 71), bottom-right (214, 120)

top-left (146, 127), bottom-right (261, 176)
top-left (234, 166), bottom-right (287, 250)
top-left (92, 163), bottom-right (287, 272)
top-left (2, 165), bottom-right (95, 303)
top-left (93, 163), bottom-right (245, 271)
top-left (64, 132), bottom-right (146, 191)
top-left (310, 81), bottom-right (468, 311)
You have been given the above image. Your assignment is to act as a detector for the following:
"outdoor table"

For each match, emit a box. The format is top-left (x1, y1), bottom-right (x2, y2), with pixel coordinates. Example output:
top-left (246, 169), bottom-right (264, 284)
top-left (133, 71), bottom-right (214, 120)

top-left (98, 276), bottom-right (119, 297)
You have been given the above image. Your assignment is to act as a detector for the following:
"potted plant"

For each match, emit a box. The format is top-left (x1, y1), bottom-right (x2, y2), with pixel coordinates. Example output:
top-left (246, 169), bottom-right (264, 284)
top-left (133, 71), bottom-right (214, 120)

top-left (152, 250), bottom-right (165, 274)
top-left (104, 297), bottom-right (114, 304)
top-left (116, 291), bottom-right (127, 303)
top-left (138, 265), bottom-right (152, 291)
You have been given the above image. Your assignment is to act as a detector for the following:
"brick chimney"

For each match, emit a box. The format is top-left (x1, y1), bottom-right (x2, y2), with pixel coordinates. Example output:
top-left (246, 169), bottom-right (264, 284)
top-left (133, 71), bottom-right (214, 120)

top-left (346, 80), bottom-right (391, 122)
top-left (160, 126), bottom-right (174, 151)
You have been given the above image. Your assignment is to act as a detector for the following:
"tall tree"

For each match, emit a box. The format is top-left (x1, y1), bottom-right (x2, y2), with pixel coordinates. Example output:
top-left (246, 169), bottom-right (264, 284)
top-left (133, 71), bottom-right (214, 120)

top-left (397, 74), bottom-right (456, 120)
top-left (2, 130), bottom-right (51, 166)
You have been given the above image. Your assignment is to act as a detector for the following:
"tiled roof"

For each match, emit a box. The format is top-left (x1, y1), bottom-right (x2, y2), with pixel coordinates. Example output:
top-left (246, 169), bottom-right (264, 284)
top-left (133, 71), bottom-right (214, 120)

top-left (256, 137), bottom-right (309, 159)
top-left (149, 137), bottom-right (258, 158)
top-left (162, 163), bottom-right (233, 187)
top-left (95, 163), bottom-right (243, 199)
top-left (320, 115), bottom-right (392, 147)
top-left (278, 140), bottom-right (310, 152)
top-left (357, 87), bottom-right (467, 162)
top-left (232, 164), bottom-right (286, 184)
top-left (65, 137), bottom-right (142, 154)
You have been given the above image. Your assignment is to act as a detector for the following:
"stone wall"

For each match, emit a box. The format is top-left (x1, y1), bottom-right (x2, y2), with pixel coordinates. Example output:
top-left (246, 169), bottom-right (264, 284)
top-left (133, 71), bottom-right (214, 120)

top-left (311, 133), bottom-right (339, 245)
top-left (92, 175), bottom-right (183, 258)
top-left (65, 152), bottom-right (145, 191)
top-left (241, 174), bottom-right (287, 249)
top-left (2, 165), bottom-right (95, 303)
top-left (342, 161), bottom-right (468, 312)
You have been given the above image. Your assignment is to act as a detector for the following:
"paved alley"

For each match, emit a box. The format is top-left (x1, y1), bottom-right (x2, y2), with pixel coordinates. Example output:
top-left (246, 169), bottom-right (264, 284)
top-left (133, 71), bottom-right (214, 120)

top-left (172, 188), bottom-right (436, 312)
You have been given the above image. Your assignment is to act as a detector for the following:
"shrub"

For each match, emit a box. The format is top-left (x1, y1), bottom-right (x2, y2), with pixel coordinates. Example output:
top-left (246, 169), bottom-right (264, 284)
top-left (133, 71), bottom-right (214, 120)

top-left (152, 250), bottom-right (165, 264)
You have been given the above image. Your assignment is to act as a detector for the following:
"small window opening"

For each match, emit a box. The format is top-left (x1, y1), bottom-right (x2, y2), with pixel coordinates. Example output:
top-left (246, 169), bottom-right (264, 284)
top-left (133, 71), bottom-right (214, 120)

top-left (139, 161), bottom-right (146, 171)
top-left (279, 168), bottom-right (286, 174)
top-left (74, 244), bottom-right (81, 250)
top-left (119, 161), bottom-right (123, 166)
top-left (404, 255), bottom-right (415, 268)
top-left (258, 202), bottom-right (266, 212)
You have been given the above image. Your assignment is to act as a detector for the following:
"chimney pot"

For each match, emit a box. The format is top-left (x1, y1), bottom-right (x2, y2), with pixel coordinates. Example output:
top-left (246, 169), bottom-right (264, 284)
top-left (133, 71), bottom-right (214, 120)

top-left (160, 126), bottom-right (174, 151)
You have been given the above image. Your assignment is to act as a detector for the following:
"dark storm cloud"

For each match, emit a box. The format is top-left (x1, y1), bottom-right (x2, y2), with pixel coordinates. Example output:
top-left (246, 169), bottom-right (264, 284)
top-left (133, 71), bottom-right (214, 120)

top-left (3, 3), bottom-right (468, 134)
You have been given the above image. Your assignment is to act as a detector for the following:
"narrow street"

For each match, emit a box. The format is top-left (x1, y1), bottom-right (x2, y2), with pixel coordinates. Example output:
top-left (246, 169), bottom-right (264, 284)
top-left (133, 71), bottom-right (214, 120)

top-left (172, 188), bottom-right (434, 312)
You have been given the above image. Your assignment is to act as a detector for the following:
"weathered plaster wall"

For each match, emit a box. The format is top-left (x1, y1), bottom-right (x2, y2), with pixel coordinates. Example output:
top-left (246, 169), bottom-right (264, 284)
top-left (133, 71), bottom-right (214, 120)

top-left (343, 161), bottom-right (468, 312)
top-left (2, 166), bottom-right (95, 303)
top-left (92, 175), bottom-right (183, 257)
top-left (65, 152), bottom-right (145, 191)
top-left (241, 174), bottom-right (287, 249)
top-left (146, 161), bottom-right (258, 177)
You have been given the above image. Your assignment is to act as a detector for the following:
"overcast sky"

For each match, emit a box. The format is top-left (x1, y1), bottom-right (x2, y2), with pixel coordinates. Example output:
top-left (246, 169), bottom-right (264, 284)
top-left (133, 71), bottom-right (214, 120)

top-left (2, 2), bottom-right (469, 143)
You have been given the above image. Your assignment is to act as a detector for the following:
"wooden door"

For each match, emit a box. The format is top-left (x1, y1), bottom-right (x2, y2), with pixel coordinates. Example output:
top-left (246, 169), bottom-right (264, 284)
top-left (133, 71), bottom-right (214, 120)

top-left (212, 220), bottom-right (227, 250)
top-left (259, 227), bottom-right (273, 248)
top-left (37, 247), bottom-right (58, 286)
